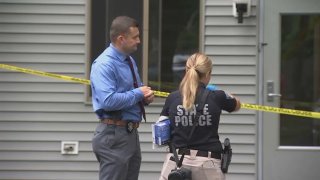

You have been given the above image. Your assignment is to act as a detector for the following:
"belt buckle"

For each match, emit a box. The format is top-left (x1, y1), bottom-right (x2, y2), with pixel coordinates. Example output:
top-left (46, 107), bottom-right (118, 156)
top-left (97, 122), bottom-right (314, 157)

top-left (126, 121), bottom-right (134, 133)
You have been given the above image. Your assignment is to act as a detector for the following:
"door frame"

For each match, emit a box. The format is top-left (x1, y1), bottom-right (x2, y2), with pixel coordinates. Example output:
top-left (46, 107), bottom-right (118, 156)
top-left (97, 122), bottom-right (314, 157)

top-left (257, 0), bottom-right (265, 180)
top-left (258, 0), bottom-right (320, 180)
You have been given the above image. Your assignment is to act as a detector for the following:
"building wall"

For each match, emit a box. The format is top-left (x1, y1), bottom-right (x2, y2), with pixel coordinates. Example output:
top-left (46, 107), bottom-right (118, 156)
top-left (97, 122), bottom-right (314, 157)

top-left (203, 0), bottom-right (258, 179)
top-left (0, 0), bottom-right (98, 179)
top-left (0, 0), bottom-right (258, 180)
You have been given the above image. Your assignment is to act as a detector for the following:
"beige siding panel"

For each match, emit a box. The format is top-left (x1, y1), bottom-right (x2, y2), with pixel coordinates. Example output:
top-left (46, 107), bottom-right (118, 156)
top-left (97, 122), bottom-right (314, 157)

top-left (0, 122), bottom-right (97, 132)
top-left (0, 4), bottom-right (85, 14)
top-left (232, 154), bottom-right (255, 164)
top-left (0, 131), bottom-right (93, 141)
top-left (205, 16), bottom-right (257, 26)
top-left (205, 26), bottom-right (256, 36)
top-left (0, 102), bottom-right (93, 112)
top-left (0, 171), bottom-right (98, 180)
top-left (212, 65), bottom-right (256, 75)
top-left (0, 1), bottom-right (104, 180)
top-left (227, 165), bottom-right (255, 174)
top-left (219, 124), bottom-right (255, 134)
top-left (0, 161), bottom-right (98, 171)
top-left (0, 43), bottom-right (84, 53)
top-left (0, 0), bottom-right (85, 4)
top-left (0, 53), bottom-right (85, 63)
top-left (221, 114), bottom-right (256, 124)
top-left (0, 92), bottom-right (85, 102)
top-left (0, 24), bottom-right (85, 34)
top-left (226, 174), bottom-right (255, 180)
top-left (0, 14), bottom-right (84, 24)
top-left (212, 75), bottom-right (256, 84)
top-left (231, 144), bottom-right (256, 154)
top-left (204, 0), bottom-right (258, 179)
top-left (0, 82), bottom-right (84, 92)
top-left (0, 112), bottom-right (96, 122)
top-left (205, 45), bottom-right (256, 55)
top-left (0, 141), bottom-right (88, 151)
top-left (219, 134), bottom-right (255, 144)
top-left (211, 55), bottom-right (256, 65)
top-left (0, 34), bottom-right (85, 43)
top-left (206, 36), bottom-right (256, 45)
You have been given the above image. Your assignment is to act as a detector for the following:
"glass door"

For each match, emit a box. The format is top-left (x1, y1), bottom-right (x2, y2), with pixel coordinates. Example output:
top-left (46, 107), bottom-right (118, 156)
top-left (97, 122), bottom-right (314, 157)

top-left (263, 0), bottom-right (320, 179)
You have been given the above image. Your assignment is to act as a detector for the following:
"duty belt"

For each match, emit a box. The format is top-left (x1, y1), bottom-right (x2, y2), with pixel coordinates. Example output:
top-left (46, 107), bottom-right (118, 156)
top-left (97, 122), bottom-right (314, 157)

top-left (101, 119), bottom-right (139, 133)
top-left (178, 149), bottom-right (221, 160)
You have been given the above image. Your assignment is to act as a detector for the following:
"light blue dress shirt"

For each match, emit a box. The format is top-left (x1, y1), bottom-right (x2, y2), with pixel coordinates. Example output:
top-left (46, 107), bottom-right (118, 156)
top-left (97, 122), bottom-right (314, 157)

top-left (90, 43), bottom-right (144, 121)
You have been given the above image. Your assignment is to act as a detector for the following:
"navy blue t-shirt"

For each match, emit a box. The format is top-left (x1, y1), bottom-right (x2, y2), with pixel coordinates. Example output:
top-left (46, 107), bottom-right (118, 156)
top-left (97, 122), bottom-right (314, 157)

top-left (160, 84), bottom-right (237, 152)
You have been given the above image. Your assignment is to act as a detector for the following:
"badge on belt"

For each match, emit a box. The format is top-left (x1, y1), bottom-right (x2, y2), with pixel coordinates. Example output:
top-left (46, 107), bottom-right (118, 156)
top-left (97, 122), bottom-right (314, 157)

top-left (127, 121), bottom-right (134, 133)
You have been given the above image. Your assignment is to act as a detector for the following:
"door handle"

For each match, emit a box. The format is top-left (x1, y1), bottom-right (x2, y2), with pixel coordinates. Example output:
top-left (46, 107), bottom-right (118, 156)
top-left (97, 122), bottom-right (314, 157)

top-left (267, 80), bottom-right (281, 102)
top-left (267, 93), bottom-right (282, 97)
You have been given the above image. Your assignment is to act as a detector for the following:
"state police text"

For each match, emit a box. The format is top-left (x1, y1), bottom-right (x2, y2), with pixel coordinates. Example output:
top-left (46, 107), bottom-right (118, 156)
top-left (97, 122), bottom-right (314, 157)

top-left (175, 104), bottom-right (212, 126)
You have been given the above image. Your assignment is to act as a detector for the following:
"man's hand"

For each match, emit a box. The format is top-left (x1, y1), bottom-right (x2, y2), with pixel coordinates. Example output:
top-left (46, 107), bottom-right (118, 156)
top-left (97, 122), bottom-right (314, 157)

top-left (144, 92), bottom-right (154, 104)
top-left (139, 86), bottom-right (154, 104)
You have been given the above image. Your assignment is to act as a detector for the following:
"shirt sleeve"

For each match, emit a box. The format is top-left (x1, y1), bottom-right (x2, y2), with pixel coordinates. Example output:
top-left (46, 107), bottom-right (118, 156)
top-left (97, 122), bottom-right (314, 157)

top-left (217, 90), bottom-right (237, 113)
top-left (90, 60), bottom-right (144, 111)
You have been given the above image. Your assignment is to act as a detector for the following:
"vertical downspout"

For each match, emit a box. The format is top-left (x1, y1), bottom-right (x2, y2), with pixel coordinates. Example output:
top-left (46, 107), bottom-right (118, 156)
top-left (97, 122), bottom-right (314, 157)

top-left (84, 0), bottom-right (92, 102)
top-left (143, 0), bottom-right (149, 84)
top-left (199, 0), bottom-right (205, 52)
top-left (257, 0), bottom-right (264, 180)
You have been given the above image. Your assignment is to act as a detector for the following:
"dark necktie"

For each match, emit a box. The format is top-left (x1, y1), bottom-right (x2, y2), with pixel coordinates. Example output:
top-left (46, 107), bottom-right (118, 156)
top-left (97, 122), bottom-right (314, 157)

top-left (126, 57), bottom-right (146, 122)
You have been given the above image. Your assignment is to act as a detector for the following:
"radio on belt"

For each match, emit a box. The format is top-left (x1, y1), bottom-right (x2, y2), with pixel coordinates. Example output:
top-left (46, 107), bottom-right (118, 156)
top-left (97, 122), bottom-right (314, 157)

top-left (152, 119), bottom-right (170, 148)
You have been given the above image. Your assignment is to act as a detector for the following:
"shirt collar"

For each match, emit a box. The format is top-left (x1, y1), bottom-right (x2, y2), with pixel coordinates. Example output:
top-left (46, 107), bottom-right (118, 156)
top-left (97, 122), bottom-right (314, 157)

top-left (109, 43), bottom-right (127, 62)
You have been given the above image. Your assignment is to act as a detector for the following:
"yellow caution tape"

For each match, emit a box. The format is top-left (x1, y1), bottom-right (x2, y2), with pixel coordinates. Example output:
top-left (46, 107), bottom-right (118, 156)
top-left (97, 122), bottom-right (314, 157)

top-left (1, 63), bottom-right (319, 119)
top-left (0, 64), bottom-right (91, 85)
top-left (154, 90), bottom-right (170, 98)
top-left (241, 103), bottom-right (320, 119)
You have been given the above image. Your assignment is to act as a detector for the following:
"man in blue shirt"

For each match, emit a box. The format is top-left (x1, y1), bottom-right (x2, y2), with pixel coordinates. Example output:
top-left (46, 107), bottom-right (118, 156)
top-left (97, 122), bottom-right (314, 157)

top-left (90, 16), bottom-right (154, 180)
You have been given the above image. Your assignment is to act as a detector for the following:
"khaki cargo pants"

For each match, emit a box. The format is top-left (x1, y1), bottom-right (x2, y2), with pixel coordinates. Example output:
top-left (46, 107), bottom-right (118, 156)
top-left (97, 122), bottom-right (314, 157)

top-left (159, 151), bottom-right (225, 180)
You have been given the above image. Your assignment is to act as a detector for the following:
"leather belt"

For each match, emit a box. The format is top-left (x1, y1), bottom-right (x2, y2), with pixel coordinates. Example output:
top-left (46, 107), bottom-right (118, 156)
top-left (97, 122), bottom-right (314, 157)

top-left (101, 119), bottom-right (139, 129)
top-left (178, 149), bottom-right (221, 160)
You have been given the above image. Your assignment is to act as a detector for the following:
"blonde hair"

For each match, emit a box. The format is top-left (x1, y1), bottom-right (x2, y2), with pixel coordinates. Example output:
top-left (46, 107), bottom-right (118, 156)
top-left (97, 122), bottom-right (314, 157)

top-left (179, 53), bottom-right (212, 111)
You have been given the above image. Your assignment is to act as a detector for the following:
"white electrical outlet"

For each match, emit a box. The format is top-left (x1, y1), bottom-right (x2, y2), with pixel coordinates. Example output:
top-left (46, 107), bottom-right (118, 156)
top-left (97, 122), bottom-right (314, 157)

top-left (61, 141), bottom-right (79, 155)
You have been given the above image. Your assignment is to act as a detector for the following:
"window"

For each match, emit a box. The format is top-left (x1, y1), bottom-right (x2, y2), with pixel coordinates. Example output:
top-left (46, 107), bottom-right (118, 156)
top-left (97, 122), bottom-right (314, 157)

top-left (280, 15), bottom-right (320, 146)
top-left (148, 0), bottom-right (200, 92)
top-left (89, 0), bottom-right (143, 66)
top-left (88, 0), bottom-right (200, 96)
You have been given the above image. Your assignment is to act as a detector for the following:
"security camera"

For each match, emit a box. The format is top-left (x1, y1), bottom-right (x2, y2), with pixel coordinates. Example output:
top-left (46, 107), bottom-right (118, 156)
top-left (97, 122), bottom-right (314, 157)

top-left (232, 0), bottom-right (251, 23)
